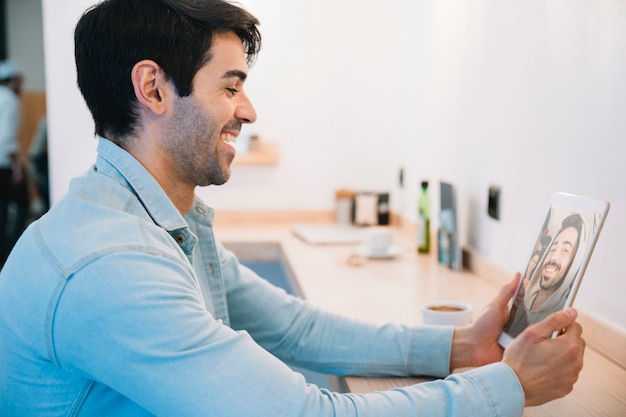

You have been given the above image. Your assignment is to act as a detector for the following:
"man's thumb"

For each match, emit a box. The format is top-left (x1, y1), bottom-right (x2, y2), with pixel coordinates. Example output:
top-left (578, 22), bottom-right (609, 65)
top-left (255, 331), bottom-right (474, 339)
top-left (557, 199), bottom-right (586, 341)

top-left (526, 308), bottom-right (577, 340)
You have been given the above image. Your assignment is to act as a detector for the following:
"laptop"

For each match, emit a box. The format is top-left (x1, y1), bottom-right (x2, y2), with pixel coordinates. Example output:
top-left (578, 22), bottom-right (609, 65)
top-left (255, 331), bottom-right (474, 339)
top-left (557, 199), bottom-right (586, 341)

top-left (291, 224), bottom-right (365, 245)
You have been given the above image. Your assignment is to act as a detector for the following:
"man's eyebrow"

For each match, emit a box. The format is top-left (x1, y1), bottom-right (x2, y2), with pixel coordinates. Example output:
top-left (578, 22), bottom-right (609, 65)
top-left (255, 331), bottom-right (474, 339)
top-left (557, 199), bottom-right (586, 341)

top-left (223, 69), bottom-right (247, 81)
top-left (553, 238), bottom-right (574, 248)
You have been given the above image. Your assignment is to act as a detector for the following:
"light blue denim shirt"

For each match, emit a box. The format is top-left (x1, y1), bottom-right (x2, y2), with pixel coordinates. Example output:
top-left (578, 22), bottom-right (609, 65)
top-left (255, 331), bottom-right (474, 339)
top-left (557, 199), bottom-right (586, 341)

top-left (0, 137), bottom-right (524, 416)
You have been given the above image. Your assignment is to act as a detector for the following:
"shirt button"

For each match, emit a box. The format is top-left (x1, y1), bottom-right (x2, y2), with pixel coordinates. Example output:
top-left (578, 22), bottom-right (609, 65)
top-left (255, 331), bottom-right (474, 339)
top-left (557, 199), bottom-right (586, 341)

top-left (175, 234), bottom-right (185, 244)
top-left (195, 205), bottom-right (206, 215)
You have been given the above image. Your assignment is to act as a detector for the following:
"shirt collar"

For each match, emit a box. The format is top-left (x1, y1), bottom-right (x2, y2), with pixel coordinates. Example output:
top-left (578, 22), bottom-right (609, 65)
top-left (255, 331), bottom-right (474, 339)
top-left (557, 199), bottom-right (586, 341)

top-left (95, 136), bottom-right (190, 233)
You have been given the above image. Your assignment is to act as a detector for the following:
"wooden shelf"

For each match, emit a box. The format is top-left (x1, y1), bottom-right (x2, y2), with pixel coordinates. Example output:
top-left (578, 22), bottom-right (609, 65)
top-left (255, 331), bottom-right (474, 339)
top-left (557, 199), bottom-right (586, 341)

top-left (233, 140), bottom-right (279, 166)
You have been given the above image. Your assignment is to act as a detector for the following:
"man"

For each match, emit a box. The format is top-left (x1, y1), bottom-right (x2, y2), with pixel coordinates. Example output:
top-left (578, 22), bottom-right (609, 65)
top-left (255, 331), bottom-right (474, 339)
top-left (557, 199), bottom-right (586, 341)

top-left (0, 60), bottom-right (29, 265)
top-left (507, 213), bottom-right (585, 337)
top-left (29, 114), bottom-right (50, 216)
top-left (527, 213), bottom-right (585, 313)
top-left (0, 1), bottom-right (584, 416)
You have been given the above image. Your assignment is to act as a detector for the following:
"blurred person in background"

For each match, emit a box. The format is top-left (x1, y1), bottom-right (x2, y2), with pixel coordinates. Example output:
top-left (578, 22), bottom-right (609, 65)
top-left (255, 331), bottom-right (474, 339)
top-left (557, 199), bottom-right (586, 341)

top-left (28, 114), bottom-right (49, 217)
top-left (0, 60), bottom-right (29, 266)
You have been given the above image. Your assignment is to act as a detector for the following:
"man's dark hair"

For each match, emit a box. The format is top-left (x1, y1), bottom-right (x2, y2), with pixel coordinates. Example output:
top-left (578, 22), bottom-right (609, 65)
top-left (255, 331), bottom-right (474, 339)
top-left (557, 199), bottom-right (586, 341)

top-left (560, 213), bottom-right (583, 245)
top-left (74, 0), bottom-right (261, 143)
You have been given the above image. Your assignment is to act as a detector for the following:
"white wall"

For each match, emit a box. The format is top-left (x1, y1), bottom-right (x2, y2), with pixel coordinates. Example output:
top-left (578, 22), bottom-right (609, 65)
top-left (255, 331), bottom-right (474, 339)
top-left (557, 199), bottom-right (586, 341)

top-left (42, 0), bottom-right (626, 331)
top-left (42, 0), bottom-right (99, 203)
top-left (392, 0), bottom-right (626, 332)
top-left (200, 0), bottom-right (397, 210)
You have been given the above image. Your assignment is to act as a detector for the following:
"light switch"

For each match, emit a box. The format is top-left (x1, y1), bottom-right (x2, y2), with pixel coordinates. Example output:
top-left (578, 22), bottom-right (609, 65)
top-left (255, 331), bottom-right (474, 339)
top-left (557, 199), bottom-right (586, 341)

top-left (488, 185), bottom-right (500, 220)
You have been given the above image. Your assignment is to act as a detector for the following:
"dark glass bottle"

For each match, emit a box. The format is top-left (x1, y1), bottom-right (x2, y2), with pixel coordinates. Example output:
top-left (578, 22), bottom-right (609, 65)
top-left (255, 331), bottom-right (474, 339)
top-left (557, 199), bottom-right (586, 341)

top-left (417, 181), bottom-right (430, 253)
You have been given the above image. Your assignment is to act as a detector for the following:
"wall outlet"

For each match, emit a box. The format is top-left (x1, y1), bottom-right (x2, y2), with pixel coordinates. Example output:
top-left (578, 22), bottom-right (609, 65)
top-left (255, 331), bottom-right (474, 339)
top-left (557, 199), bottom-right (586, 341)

top-left (488, 185), bottom-right (500, 220)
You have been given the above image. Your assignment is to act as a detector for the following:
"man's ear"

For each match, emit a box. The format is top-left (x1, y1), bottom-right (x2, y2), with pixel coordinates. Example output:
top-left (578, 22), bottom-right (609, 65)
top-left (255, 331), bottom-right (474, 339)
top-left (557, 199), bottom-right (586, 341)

top-left (131, 60), bottom-right (171, 115)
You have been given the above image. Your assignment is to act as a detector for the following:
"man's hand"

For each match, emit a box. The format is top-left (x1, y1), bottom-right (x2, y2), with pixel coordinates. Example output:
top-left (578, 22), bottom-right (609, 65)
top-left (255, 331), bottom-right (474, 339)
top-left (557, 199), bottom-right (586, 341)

top-left (10, 154), bottom-right (25, 184)
top-left (450, 275), bottom-right (585, 406)
top-left (503, 308), bottom-right (585, 406)
top-left (450, 274), bottom-right (520, 370)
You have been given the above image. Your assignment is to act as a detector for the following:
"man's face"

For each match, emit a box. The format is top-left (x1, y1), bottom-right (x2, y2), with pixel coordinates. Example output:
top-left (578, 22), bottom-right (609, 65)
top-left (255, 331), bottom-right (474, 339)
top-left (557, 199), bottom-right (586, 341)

top-left (540, 226), bottom-right (579, 291)
top-left (161, 31), bottom-right (256, 188)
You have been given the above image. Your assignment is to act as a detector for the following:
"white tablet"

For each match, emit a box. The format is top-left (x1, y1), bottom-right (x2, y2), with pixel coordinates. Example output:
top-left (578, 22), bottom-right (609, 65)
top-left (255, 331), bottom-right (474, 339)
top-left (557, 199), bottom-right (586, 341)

top-left (498, 192), bottom-right (610, 348)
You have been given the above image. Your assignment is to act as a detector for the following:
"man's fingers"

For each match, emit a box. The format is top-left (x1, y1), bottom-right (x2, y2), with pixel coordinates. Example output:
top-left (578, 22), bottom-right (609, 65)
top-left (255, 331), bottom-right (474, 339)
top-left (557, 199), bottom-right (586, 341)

top-left (525, 308), bottom-right (578, 341)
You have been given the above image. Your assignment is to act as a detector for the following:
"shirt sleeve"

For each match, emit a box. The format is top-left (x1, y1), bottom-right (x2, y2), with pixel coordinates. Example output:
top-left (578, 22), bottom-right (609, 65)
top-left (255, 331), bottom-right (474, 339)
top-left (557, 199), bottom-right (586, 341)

top-left (221, 243), bottom-right (454, 378)
top-left (338, 362), bottom-right (524, 416)
top-left (52, 249), bottom-right (524, 417)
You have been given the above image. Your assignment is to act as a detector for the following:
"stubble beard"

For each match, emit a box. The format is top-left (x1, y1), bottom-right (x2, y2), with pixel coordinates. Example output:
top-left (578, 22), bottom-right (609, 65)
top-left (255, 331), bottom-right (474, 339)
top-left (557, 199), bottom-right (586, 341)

top-left (164, 96), bottom-right (232, 188)
top-left (540, 271), bottom-right (567, 291)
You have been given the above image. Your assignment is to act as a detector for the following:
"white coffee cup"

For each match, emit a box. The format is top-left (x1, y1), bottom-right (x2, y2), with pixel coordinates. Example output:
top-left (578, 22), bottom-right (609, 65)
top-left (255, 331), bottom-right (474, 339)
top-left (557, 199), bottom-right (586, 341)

top-left (422, 301), bottom-right (473, 326)
top-left (363, 227), bottom-right (393, 254)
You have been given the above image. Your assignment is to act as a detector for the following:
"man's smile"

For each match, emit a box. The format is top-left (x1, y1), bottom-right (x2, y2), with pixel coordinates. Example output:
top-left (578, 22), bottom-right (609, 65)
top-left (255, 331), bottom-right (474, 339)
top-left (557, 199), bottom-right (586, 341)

top-left (221, 132), bottom-right (237, 147)
top-left (543, 261), bottom-right (560, 278)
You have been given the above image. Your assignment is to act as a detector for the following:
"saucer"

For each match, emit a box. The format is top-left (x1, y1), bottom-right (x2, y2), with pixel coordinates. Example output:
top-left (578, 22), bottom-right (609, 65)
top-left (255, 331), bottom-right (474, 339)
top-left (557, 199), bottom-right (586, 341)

top-left (355, 245), bottom-right (402, 259)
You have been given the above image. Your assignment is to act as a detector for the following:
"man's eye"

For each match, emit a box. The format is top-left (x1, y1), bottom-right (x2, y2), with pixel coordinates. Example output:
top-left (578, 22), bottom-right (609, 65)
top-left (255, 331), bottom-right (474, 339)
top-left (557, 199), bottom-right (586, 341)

top-left (226, 87), bottom-right (239, 96)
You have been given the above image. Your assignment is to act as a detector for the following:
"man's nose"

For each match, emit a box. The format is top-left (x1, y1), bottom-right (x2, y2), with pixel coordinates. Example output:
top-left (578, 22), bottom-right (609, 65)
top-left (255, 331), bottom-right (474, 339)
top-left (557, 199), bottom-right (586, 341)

top-left (236, 93), bottom-right (257, 124)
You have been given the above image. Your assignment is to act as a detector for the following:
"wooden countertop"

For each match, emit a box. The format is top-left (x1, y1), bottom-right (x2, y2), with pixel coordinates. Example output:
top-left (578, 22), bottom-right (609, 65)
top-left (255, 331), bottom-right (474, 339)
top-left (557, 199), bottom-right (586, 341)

top-left (213, 219), bottom-right (626, 417)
